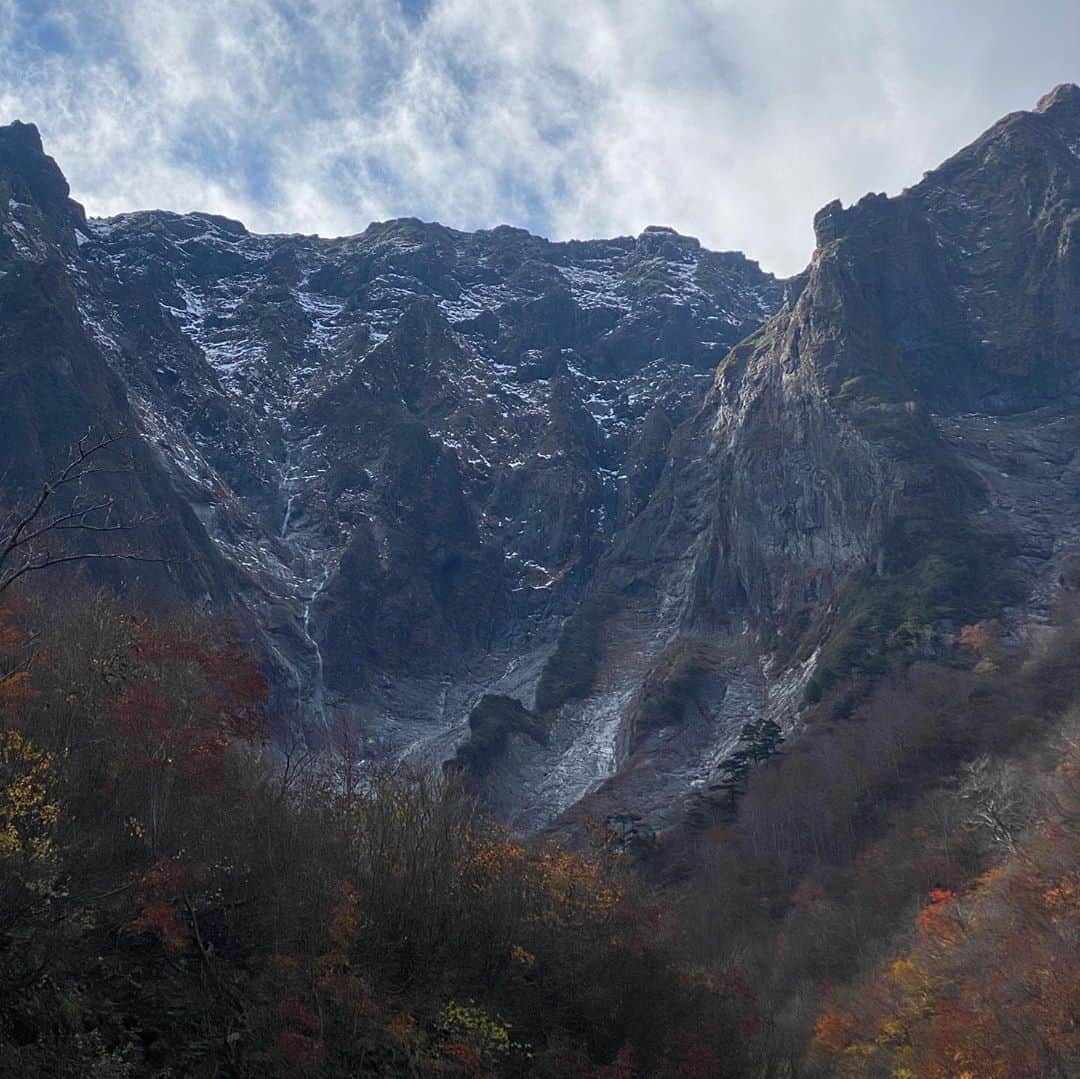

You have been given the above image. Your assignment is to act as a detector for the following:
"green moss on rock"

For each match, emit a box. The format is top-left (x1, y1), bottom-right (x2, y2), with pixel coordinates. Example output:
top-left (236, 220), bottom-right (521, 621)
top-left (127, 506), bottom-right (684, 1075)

top-left (804, 514), bottom-right (1021, 707)
top-left (535, 591), bottom-right (622, 714)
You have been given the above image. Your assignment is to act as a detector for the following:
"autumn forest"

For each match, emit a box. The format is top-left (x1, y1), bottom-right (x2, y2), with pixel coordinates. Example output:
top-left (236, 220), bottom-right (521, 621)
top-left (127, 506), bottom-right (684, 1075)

top-left (1, 560), bottom-right (1077, 1076)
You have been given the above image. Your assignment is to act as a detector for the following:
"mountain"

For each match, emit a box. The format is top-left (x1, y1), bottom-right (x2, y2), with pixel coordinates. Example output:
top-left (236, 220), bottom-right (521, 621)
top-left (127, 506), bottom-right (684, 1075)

top-left (0, 119), bottom-right (782, 801)
top-left (545, 82), bottom-right (1080, 836)
top-left (1, 86), bottom-right (1078, 838)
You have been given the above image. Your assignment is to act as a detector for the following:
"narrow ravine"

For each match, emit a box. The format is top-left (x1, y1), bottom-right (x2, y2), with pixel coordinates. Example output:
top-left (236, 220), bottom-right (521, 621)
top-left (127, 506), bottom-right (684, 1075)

top-left (277, 444), bottom-right (335, 730)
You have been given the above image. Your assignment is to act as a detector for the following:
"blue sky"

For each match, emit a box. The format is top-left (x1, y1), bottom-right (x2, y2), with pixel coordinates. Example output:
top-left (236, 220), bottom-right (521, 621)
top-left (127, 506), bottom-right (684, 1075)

top-left (1, 1), bottom-right (1078, 275)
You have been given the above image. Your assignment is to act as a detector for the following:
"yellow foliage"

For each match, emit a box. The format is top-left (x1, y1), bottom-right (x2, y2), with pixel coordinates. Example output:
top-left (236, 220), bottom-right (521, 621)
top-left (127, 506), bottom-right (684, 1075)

top-left (468, 832), bottom-right (620, 927)
top-left (510, 944), bottom-right (535, 968)
top-left (329, 879), bottom-right (360, 950)
top-left (435, 999), bottom-right (512, 1065)
top-left (0, 728), bottom-right (59, 865)
top-left (470, 837), bottom-right (526, 883)
top-left (530, 846), bottom-right (622, 924)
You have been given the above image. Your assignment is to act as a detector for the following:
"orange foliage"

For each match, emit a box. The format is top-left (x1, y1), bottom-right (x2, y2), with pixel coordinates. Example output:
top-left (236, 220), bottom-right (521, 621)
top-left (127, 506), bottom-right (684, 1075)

top-left (0, 669), bottom-right (34, 706)
top-left (813, 1006), bottom-right (857, 1055)
top-left (810, 726), bottom-right (1080, 1079)
top-left (0, 605), bottom-right (25, 654)
top-left (958, 622), bottom-right (995, 653)
top-left (441, 1039), bottom-right (483, 1073)
top-left (926, 1001), bottom-right (1014, 1079)
top-left (0, 605), bottom-right (36, 708)
top-left (1042, 870), bottom-right (1079, 917)
top-left (130, 900), bottom-right (187, 953)
top-left (916, 888), bottom-right (963, 947)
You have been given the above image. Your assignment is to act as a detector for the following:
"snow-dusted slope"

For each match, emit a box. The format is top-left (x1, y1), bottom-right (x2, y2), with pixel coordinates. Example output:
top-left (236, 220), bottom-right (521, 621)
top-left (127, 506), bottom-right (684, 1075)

top-left (60, 204), bottom-right (784, 787)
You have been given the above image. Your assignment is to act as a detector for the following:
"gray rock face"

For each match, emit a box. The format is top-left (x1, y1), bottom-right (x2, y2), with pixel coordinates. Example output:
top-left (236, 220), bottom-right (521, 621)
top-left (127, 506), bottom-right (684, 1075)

top-left (0, 126), bottom-right (239, 608)
top-left (0, 120), bottom-right (782, 766)
top-left (1, 86), bottom-right (1078, 836)
top-left (496, 84), bottom-right (1080, 834)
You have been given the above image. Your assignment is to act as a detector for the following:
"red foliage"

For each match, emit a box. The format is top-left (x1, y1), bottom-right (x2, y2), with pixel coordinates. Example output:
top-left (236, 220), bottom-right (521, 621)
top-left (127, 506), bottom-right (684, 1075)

top-left (958, 622), bottom-right (995, 654)
top-left (277, 1030), bottom-right (326, 1071)
top-left (916, 888), bottom-right (962, 945)
top-left (131, 622), bottom-right (268, 740)
top-left (108, 622), bottom-right (267, 798)
top-left (596, 1044), bottom-right (635, 1079)
top-left (813, 1006), bottom-right (857, 1055)
top-left (0, 604), bottom-right (24, 654)
top-left (926, 1001), bottom-right (1014, 1079)
top-left (0, 603), bottom-right (36, 707)
top-left (130, 900), bottom-right (187, 952)
top-left (128, 859), bottom-right (188, 951)
top-left (657, 1036), bottom-right (722, 1079)
top-left (281, 994), bottom-right (320, 1033)
top-left (721, 969), bottom-right (761, 1038)
top-left (441, 1039), bottom-right (483, 1073)
top-left (0, 668), bottom-right (35, 706)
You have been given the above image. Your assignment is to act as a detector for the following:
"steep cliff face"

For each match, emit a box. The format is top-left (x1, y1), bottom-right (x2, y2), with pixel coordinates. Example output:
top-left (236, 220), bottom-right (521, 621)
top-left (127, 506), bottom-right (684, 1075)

top-left (0, 120), bottom-right (783, 761)
top-left (1, 88), bottom-right (1077, 836)
top-left (0, 123), bottom-right (238, 607)
top-left (489, 85), bottom-right (1080, 834)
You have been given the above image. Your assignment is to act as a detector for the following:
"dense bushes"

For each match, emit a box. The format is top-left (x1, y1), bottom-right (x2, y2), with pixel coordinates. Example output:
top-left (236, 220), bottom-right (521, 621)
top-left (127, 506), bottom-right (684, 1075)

top-left (2, 585), bottom-right (1078, 1076)
top-left (807, 710), bottom-right (1080, 1077)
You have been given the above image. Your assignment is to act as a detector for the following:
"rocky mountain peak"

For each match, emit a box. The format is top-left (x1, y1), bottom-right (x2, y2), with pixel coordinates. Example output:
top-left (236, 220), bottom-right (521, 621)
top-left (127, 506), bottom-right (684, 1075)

top-left (0, 120), bottom-right (79, 212)
top-left (0, 129), bottom-right (784, 795)
top-left (1034, 81), bottom-right (1080, 117)
top-left (522, 83), bottom-right (1080, 835)
top-left (0, 118), bottom-right (45, 160)
top-left (0, 120), bottom-right (87, 261)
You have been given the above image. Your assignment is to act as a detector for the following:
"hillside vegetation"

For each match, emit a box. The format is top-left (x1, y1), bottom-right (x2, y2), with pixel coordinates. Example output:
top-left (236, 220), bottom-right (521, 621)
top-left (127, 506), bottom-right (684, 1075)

top-left (1, 587), bottom-right (1077, 1076)
top-left (0, 593), bottom-right (748, 1078)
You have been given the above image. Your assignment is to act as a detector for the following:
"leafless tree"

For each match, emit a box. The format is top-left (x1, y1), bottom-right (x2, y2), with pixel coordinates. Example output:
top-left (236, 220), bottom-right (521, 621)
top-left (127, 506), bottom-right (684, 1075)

top-left (959, 754), bottom-right (1034, 854)
top-left (0, 430), bottom-right (161, 596)
top-left (274, 726), bottom-right (318, 801)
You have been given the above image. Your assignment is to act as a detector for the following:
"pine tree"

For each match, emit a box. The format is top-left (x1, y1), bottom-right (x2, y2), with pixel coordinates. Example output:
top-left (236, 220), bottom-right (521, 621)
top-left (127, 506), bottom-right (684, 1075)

top-left (711, 718), bottom-right (785, 810)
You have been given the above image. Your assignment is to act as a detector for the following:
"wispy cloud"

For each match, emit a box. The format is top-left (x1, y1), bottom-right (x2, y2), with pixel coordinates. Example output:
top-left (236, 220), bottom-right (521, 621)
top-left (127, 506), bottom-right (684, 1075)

top-left (1, 0), bottom-right (1077, 274)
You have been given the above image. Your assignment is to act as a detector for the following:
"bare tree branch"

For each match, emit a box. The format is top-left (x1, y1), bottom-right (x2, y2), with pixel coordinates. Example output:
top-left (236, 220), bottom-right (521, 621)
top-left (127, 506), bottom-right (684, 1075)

top-left (0, 429), bottom-right (168, 597)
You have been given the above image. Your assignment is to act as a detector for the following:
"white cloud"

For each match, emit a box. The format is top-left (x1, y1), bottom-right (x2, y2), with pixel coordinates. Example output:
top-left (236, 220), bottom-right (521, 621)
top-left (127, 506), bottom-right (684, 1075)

top-left (0, 0), bottom-right (1077, 275)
